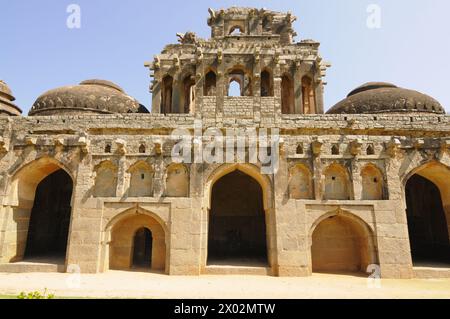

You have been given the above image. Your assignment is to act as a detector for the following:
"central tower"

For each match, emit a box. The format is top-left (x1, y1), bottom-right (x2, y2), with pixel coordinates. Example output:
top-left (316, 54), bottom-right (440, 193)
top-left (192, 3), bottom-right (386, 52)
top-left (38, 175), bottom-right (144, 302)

top-left (145, 7), bottom-right (330, 118)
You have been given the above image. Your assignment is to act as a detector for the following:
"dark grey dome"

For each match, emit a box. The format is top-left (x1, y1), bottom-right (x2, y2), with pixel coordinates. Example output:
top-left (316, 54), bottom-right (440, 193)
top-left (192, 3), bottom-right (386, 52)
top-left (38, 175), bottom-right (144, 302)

top-left (0, 80), bottom-right (22, 116)
top-left (327, 82), bottom-right (445, 115)
top-left (29, 79), bottom-right (147, 116)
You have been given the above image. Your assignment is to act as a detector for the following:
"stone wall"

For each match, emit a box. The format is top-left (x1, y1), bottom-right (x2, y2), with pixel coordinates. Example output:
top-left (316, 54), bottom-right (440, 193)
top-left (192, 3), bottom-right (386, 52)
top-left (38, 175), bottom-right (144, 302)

top-left (0, 113), bottom-right (448, 278)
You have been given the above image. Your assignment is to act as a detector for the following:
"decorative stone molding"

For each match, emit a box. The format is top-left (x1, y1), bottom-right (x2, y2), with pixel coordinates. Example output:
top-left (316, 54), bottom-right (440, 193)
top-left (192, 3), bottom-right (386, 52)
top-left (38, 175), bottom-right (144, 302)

top-left (24, 136), bottom-right (37, 146)
top-left (115, 138), bottom-right (127, 155)
top-left (349, 139), bottom-right (362, 156)
top-left (385, 137), bottom-right (402, 157)
top-left (311, 138), bottom-right (323, 156)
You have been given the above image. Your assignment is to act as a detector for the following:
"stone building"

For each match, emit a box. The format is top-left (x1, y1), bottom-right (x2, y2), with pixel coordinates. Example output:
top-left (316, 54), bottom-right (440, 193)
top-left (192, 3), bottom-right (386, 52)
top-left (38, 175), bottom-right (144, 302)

top-left (0, 7), bottom-right (449, 279)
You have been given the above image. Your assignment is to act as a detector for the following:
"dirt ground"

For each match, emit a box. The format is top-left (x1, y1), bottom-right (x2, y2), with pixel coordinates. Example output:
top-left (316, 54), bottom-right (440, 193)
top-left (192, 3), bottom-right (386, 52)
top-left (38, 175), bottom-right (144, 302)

top-left (0, 271), bottom-right (449, 299)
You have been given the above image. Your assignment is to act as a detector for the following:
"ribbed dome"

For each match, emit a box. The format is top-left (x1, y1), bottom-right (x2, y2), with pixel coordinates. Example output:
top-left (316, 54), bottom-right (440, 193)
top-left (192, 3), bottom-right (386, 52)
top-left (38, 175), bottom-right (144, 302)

top-left (0, 80), bottom-right (22, 116)
top-left (29, 79), bottom-right (148, 116)
top-left (327, 82), bottom-right (445, 115)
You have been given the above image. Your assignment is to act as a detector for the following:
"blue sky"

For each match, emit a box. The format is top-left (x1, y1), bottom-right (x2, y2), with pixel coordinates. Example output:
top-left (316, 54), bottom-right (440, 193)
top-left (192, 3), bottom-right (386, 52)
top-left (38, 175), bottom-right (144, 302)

top-left (1, 0), bottom-right (449, 114)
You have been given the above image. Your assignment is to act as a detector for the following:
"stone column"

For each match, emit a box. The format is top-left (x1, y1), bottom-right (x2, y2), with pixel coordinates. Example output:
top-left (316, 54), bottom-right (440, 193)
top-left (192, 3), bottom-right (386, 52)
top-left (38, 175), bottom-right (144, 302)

top-left (294, 61), bottom-right (303, 114)
top-left (172, 71), bottom-right (182, 114)
top-left (315, 82), bottom-right (325, 114)
top-left (194, 60), bottom-right (204, 117)
top-left (151, 70), bottom-right (162, 114)
top-left (66, 151), bottom-right (104, 273)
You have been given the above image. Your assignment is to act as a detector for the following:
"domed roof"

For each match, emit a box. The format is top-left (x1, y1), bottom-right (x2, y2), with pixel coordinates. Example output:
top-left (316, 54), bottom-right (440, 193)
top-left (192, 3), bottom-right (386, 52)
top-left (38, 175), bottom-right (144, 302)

top-left (327, 82), bottom-right (445, 115)
top-left (29, 79), bottom-right (148, 116)
top-left (0, 80), bottom-right (22, 116)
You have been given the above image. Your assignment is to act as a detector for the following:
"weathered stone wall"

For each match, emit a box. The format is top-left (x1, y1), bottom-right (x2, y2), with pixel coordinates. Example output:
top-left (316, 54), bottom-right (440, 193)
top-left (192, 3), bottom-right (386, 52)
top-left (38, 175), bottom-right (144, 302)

top-left (0, 113), bottom-right (448, 278)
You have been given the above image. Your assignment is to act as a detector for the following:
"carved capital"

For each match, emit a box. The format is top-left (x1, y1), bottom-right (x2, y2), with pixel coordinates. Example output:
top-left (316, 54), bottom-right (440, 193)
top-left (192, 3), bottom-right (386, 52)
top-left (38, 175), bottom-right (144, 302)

top-left (311, 138), bottom-right (323, 156)
top-left (115, 138), bottom-right (127, 156)
top-left (385, 138), bottom-right (402, 157)
top-left (349, 139), bottom-right (362, 156)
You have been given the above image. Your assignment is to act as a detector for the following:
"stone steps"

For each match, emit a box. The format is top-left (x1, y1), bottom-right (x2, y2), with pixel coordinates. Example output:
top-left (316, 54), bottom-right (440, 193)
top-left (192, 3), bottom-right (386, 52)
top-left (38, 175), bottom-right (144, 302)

top-left (0, 261), bottom-right (65, 273)
top-left (203, 265), bottom-right (272, 276)
top-left (413, 267), bottom-right (450, 279)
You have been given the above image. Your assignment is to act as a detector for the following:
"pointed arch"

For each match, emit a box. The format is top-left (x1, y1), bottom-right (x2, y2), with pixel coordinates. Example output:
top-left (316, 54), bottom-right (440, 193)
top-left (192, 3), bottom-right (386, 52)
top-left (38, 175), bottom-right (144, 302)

top-left (204, 70), bottom-right (217, 96)
top-left (288, 164), bottom-right (314, 200)
top-left (309, 209), bottom-right (378, 274)
top-left (205, 163), bottom-right (273, 211)
top-left (103, 206), bottom-right (168, 273)
top-left (165, 163), bottom-right (189, 197)
top-left (361, 163), bottom-right (386, 200)
top-left (93, 160), bottom-right (118, 197)
top-left (403, 161), bottom-right (450, 265)
top-left (127, 161), bottom-right (154, 198)
top-left (3, 157), bottom-right (75, 263)
top-left (323, 163), bottom-right (353, 200)
top-left (261, 69), bottom-right (273, 97)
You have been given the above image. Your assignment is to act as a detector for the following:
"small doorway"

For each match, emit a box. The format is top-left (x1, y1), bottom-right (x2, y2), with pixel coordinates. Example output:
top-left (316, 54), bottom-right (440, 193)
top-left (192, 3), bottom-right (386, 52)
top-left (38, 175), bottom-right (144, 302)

top-left (132, 228), bottom-right (153, 269)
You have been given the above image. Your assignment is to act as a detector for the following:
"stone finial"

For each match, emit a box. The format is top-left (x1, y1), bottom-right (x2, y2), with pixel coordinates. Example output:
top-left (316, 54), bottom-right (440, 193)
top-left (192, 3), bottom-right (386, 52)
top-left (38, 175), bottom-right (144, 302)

top-left (177, 31), bottom-right (198, 45)
top-left (207, 8), bottom-right (217, 25)
top-left (349, 139), bottom-right (362, 156)
top-left (115, 138), bottom-right (127, 155)
top-left (152, 56), bottom-right (161, 70)
top-left (311, 138), bottom-right (323, 156)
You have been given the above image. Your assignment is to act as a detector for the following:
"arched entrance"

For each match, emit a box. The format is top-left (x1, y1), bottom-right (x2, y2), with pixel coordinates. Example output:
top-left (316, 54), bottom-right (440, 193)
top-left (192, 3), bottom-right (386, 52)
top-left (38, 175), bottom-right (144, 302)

top-left (24, 169), bottom-right (73, 260)
top-left (132, 228), bottom-right (153, 269)
top-left (208, 170), bottom-right (268, 266)
top-left (3, 158), bottom-right (75, 264)
top-left (405, 163), bottom-right (450, 266)
top-left (311, 213), bottom-right (375, 274)
top-left (108, 211), bottom-right (166, 272)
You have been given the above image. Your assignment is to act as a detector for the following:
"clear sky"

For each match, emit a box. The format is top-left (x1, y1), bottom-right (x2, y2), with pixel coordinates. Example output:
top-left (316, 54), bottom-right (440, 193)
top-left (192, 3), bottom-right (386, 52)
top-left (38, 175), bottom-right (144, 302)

top-left (1, 0), bottom-right (449, 114)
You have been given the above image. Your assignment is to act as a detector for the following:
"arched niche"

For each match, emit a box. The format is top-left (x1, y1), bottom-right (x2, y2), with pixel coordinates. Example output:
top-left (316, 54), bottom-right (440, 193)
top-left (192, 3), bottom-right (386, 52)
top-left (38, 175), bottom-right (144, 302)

top-left (4, 157), bottom-right (75, 263)
top-left (288, 164), bottom-right (314, 200)
top-left (361, 164), bottom-right (385, 200)
top-left (310, 210), bottom-right (378, 274)
top-left (323, 163), bottom-right (352, 200)
top-left (94, 161), bottom-right (118, 197)
top-left (105, 208), bottom-right (167, 273)
top-left (127, 161), bottom-right (154, 198)
top-left (165, 163), bottom-right (189, 197)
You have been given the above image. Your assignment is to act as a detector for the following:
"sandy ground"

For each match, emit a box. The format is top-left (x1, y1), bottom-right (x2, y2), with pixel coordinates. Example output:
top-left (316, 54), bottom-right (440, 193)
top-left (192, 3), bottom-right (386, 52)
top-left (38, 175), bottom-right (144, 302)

top-left (0, 271), bottom-right (449, 299)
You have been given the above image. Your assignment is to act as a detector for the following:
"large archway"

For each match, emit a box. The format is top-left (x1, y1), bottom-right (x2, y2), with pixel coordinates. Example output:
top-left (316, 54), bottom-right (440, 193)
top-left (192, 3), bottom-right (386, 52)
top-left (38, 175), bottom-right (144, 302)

top-left (208, 170), bottom-right (268, 266)
top-left (24, 169), bottom-right (73, 260)
top-left (311, 213), bottom-right (375, 274)
top-left (2, 158), bottom-right (75, 264)
top-left (405, 163), bottom-right (450, 266)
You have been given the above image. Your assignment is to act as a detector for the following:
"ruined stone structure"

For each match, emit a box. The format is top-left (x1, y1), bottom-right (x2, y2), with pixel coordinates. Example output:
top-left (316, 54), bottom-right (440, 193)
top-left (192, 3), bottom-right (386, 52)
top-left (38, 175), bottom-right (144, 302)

top-left (0, 7), bottom-right (449, 279)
